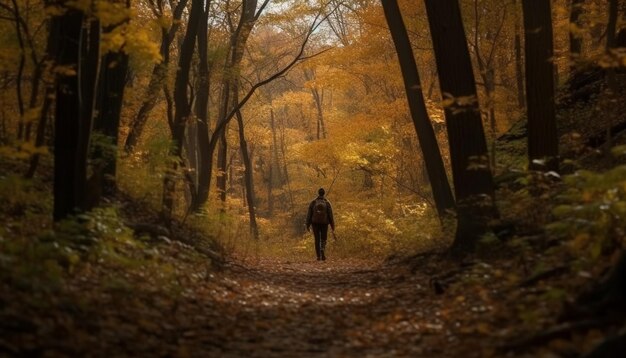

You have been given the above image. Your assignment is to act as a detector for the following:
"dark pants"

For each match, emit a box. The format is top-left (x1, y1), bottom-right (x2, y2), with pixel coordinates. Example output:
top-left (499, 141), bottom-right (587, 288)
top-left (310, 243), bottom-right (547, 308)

top-left (312, 224), bottom-right (328, 259)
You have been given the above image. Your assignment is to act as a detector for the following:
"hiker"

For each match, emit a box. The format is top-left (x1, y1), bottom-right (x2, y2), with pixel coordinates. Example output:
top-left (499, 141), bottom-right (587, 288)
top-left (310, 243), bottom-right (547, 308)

top-left (306, 188), bottom-right (335, 261)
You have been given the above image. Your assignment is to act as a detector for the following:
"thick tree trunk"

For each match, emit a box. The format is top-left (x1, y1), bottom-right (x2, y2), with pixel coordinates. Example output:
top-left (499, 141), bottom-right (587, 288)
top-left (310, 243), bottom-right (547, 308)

top-left (522, 0), bottom-right (559, 172)
top-left (381, 0), bottom-right (455, 218)
top-left (77, 18), bottom-right (102, 210)
top-left (52, 8), bottom-right (84, 221)
top-left (90, 49), bottom-right (128, 200)
top-left (193, 0), bottom-right (212, 211)
top-left (424, 0), bottom-right (497, 254)
top-left (90, 3), bottom-right (130, 204)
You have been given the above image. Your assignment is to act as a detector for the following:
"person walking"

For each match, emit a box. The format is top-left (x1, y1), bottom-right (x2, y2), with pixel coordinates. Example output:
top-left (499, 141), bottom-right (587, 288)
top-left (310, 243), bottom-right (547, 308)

top-left (306, 188), bottom-right (335, 261)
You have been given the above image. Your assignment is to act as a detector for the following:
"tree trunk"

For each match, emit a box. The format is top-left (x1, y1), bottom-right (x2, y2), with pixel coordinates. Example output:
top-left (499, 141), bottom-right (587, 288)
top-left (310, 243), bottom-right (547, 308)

top-left (162, 0), bottom-right (202, 220)
top-left (513, 0), bottom-right (526, 109)
top-left (604, 0), bottom-right (619, 150)
top-left (11, 0), bottom-right (26, 140)
top-left (236, 107), bottom-right (259, 239)
top-left (424, 0), bottom-right (497, 254)
top-left (52, 7), bottom-right (84, 221)
top-left (216, 131), bottom-right (228, 204)
top-left (269, 107), bottom-right (283, 185)
top-left (78, 17), bottom-right (102, 210)
top-left (278, 114), bottom-right (295, 210)
top-left (304, 69), bottom-right (327, 140)
top-left (25, 14), bottom-right (54, 179)
top-left (267, 148), bottom-right (273, 216)
top-left (123, 0), bottom-right (188, 153)
top-left (522, 0), bottom-right (559, 172)
top-left (90, 2), bottom-right (130, 204)
top-left (204, 0), bottom-right (259, 208)
top-left (569, 0), bottom-right (585, 73)
top-left (381, 0), bottom-right (455, 218)
top-left (193, 0), bottom-right (212, 211)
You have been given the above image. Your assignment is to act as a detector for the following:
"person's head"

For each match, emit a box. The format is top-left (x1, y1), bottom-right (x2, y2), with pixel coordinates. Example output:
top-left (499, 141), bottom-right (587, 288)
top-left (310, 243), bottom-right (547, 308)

top-left (318, 187), bottom-right (325, 197)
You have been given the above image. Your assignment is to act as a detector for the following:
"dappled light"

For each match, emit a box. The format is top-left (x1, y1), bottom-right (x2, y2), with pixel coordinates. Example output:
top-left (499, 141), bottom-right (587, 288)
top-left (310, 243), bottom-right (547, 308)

top-left (1, 0), bottom-right (626, 356)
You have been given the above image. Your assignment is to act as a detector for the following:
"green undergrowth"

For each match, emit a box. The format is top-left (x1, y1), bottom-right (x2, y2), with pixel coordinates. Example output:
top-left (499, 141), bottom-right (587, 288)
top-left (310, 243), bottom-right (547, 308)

top-left (0, 163), bottom-right (216, 309)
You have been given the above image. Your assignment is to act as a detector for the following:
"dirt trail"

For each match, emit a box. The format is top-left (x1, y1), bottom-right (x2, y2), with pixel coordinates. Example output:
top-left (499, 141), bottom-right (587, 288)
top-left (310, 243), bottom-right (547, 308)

top-left (174, 258), bottom-right (453, 357)
top-left (2, 251), bottom-right (530, 357)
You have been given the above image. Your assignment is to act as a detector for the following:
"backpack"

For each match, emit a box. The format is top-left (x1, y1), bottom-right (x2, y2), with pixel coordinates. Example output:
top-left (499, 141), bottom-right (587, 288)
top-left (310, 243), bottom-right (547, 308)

top-left (311, 198), bottom-right (329, 224)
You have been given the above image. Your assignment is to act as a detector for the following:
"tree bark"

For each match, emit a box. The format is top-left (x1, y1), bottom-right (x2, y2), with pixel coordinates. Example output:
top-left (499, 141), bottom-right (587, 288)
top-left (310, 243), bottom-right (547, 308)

top-left (569, 0), bottom-right (585, 73)
top-left (90, 0), bottom-right (130, 204)
top-left (77, 17), bottom-right (102, 210)
top-left (424, 0), bottom-right (497, 254)
top-left (209, 0), bottom-right (260, 208)
top-left (269, 107), bottom-right (283, 186)
top-left (303, 69), bottom-right (327, 140)
top-left (162, 0), bottom-right (203, 220)
top-left (123, 0), bottom-right (188, 153)
top-left (381, 0), bottom-right (455, 218)
top-left (522, 0), bottom-right (559, 172)
top-left (193, 0), bottom-right (212, 210)
top-left (218, 0), bottom-right (259, 203)
top-left (25, 10), bottom-right (53, 178)
top-left (52, 6), bottom-right (84, 221)
top-left (11, 0), bottom-right (26, 139)
top-left (236, 107), bottom-right (259, 239)
top-left (513, 0), bottom-right (526, 109)
top-left (604, 0), bottom-right (619, 150)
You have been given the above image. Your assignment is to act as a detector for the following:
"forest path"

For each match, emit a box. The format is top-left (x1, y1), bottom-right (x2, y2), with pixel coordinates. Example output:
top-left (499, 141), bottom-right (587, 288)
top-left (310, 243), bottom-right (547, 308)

top-left (179, 257), bottom-right (461, 357)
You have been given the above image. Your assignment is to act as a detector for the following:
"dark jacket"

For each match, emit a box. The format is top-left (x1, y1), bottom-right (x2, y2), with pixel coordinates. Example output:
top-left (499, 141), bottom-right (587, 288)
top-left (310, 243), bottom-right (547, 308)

top-left (306, 196), bottom-right (335, 230)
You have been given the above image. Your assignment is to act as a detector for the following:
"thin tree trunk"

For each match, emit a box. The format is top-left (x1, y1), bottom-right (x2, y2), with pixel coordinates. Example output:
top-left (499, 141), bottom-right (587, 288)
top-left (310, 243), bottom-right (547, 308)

top-left (124, 0), bottom-right (188, 153)
top-left (267, 148), bottom-right (273, 216)
top-left (236, 107), bottom-right (259, 239)
top-left (209, 0), bottom-right (260, 208)
top-left (278, 114), bottom-right (295, 210)
top-left (25, 90), bottom-right (52, 179)
top-left (604, 0), bottom-right (619, 150)
top-left (425, 0), bottom-right (498, 254)
top-left (513, 0), bottom-right (526, 109)
top-left (304, 69), bottom-right (327, 140)
top-left (216, 131), bottom-right (228, 204)
top-left (199, 7), bottom-right (317, 210)
top-left (569, 0), bottom-right (585, 73)
top-left (25, 14), bottom-right (53, 178)
top-left (269, 107), bottom-right (283, 185)
top-left (381, 0), bottom-right (455, 218)
top-left (11, 0), bottom-right (26, 139)
top-left (522, 0), bottom-right (559, 172)
top-left (162, 0), bottom-right (202, 220)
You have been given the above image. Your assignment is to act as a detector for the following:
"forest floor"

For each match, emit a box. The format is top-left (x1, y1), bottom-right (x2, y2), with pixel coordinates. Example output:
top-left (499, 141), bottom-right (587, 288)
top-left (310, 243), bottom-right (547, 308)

top-left (2, 230), bottom-right (622, 358)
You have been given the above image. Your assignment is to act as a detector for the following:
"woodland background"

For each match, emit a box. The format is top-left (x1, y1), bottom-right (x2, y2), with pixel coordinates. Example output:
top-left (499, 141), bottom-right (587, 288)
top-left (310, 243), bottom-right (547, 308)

top-left (1, 0), bottom-right (626, 356)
